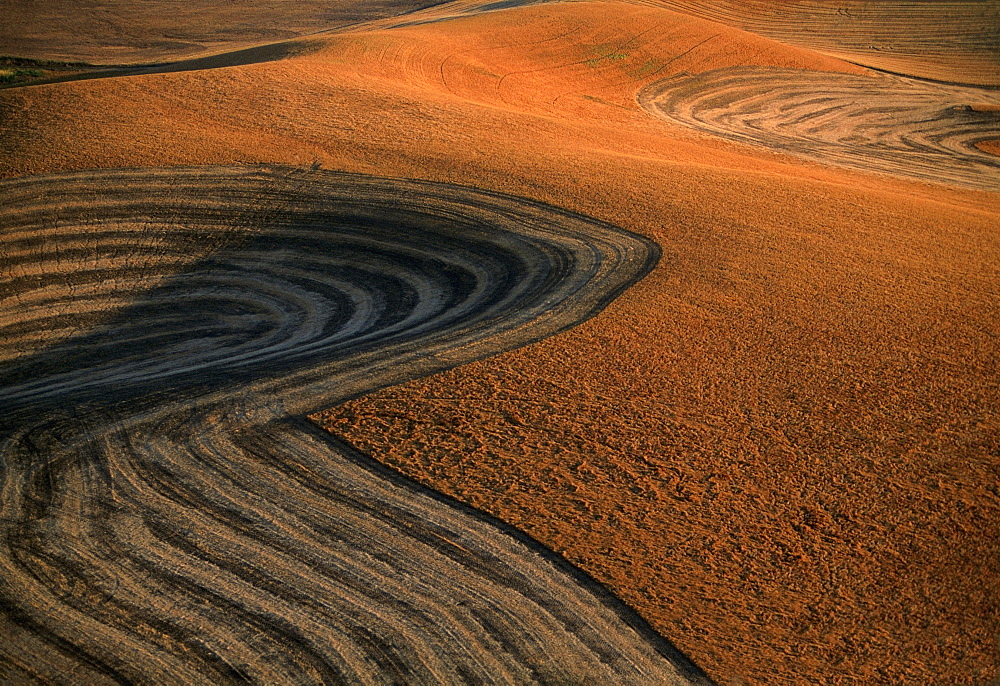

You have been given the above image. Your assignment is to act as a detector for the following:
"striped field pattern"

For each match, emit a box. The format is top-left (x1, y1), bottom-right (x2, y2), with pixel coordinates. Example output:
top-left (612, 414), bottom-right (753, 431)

top-left (0, 166), bottom-right (709, 684)
top-left (640, 67), bottom-right (1000, 191)
top-left (644, 1), bottom-right (1000, 86)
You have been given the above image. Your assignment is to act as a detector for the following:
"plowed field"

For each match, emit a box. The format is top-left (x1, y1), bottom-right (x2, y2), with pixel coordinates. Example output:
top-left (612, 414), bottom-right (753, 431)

top-left (2, 1), bottom-right (998, 684)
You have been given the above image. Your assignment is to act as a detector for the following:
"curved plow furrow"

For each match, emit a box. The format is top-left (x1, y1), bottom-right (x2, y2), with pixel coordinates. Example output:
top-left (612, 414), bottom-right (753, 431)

top-left (640, 67), bottom-right (1000, 191)
top-left (0, 165), bottom-right (708, 684)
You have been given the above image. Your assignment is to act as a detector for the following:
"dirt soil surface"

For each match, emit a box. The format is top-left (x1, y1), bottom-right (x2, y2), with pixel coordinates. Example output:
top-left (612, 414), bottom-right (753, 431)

top-left (0, 0), bottom-right (448, 64)
top-left (641, 0), bottom-right (1000, 86)
top-left (2, 167), bottom-right (701, 684)
top-left (2, 1), bottom-right (999, 684)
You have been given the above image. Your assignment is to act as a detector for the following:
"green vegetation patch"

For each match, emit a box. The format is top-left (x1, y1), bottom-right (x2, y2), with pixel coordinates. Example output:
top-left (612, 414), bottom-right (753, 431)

top-left (0, 56), bottom-right (93, 86)
top-left (0, 67), bottom-right (45, 84)
top-left (583, 43), bottom-right (631, 68)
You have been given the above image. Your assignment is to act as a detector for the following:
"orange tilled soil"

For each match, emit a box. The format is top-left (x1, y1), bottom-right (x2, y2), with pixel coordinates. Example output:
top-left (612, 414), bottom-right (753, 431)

top-left (3, 2), bottom-right (999, 684)
top-left (978, 139), bottom-right (1000, 156)
top-left (315, 201), bottom-right (1000, 683)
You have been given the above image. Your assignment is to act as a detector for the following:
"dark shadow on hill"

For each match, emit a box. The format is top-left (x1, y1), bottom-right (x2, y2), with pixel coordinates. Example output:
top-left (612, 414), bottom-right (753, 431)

top-left (0, 40), bottom-right (325, 90)
top-left (0, 165), bottom-right (715, 684)
top-left (0, 170), bottom-right (548, 432)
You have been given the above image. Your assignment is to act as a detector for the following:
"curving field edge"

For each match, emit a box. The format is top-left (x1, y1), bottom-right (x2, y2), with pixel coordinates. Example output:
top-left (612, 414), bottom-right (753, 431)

top-left (0, 165), bottom-right (711, 684)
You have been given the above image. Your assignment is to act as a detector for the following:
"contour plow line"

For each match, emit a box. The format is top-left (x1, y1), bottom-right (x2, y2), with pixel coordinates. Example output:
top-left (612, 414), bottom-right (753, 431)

top-left (639, 67), bottom-right (1000, 192)
top-left (0, 165), bottom-right (710, 684)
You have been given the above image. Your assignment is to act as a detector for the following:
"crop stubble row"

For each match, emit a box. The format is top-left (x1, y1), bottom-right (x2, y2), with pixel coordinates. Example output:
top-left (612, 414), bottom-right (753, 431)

top-left (0, 166), bottom-right (707, 684)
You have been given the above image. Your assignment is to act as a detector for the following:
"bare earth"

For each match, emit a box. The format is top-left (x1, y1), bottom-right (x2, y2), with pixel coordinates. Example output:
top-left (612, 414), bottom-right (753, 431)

top-left (0, 0), bottom-right (447, 64)
top-left (1, 1), bottom-right (999, 684)
top-left (2, 167), bottom-right (697, 683)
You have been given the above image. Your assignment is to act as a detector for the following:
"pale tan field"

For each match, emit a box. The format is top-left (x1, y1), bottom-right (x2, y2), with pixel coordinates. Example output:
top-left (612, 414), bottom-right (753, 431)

top-left (2, 1), bottom-right (998, 684)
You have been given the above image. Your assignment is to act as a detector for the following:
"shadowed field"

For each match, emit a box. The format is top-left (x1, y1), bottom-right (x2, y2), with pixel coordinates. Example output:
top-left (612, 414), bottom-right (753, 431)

top-left (0, 166), bottom-right (706, 684)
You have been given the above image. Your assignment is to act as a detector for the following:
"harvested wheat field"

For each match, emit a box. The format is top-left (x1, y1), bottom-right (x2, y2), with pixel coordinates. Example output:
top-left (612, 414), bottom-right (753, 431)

top-left (1, 1), bottom-right (998, 685)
